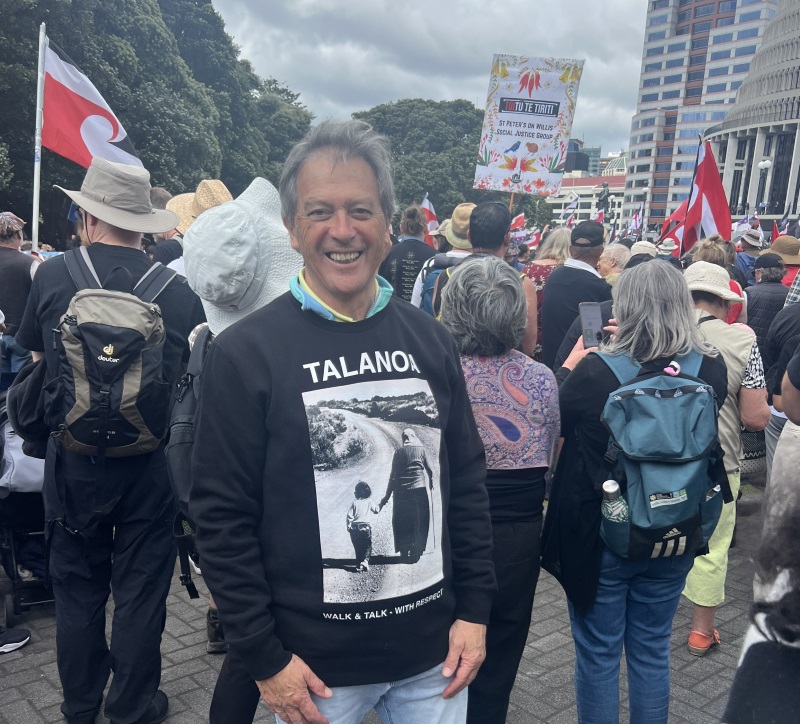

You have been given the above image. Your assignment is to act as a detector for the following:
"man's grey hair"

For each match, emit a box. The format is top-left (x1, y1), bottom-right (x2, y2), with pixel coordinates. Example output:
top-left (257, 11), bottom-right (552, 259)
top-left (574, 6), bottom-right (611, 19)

top-left (439, 256), bottom-right (527, 356)
top-left (604, 260), bottom-right (716, 362)
top-left (759, 265), bottom-right (786, 283)
top-left (279, 119), bottom-right (396, 228)
top-left (602, 244), bottom-right (631, 269)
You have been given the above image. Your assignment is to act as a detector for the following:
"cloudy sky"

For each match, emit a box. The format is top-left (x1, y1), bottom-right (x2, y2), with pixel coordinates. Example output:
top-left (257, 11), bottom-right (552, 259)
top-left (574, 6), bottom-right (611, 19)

top-left (212, 0), bottom-right (648, 155)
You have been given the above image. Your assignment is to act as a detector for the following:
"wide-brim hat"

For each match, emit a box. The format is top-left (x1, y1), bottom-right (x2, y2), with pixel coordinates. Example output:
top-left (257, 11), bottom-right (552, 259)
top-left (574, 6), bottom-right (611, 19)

top-left (167, 179), bottom-right (233, 235)
top-left (685, 260), bottom-right (744, 303)
top-left (764, 235), bottom-right (800, 265)
top-left (55, 157), bottom-right (178, 234)
top-left (183, 177), bottom-right (303, 335)
top-left (658, 238), bottom-right (679, 253)
top-left (446, 203), bottom-right (475, 250)
top-left (433, 219), bottom-right (450, 238)
top-left (739, 229), bottom-right (764, 249)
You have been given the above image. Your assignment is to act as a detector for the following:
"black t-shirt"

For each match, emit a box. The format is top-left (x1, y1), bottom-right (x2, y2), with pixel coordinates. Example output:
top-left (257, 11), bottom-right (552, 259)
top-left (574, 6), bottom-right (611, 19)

top-left (554, 299), bottom-right (614, 371)
top-left (540, 265), bottom-right (612, 370)
top-left (765, 304), bottom-right (800, 372)
top-left (17, 243), bottom-right (205, 390)
top-left (16, 243), bottom-right (205, 524)
top-left (378, 238), bottom-right (436, 303)
top-left (152, 236), bottom-right (183, 266)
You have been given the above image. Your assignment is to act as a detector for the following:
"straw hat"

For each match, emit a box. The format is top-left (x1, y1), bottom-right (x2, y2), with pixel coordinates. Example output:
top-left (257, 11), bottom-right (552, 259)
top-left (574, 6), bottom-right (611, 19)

top-left (167, 179), bottom-right (233, 235)
top-left (763, 235), bottom-right (800, 265)
top-left (684, 261), bottom-right (744, 303)
top-left (183, 178), bottom-right (302, 335)
top-left (55, 158), bottom-right (178, 234)
top-left (444, 203), bottom-right (475, 250)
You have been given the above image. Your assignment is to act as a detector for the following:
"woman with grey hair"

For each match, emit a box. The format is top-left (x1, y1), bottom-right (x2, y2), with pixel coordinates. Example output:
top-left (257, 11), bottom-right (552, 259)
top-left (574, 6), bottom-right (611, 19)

top-left (439, 256), bottom-right (560, 724)
top-left (522, 227), bottom-right (571, 362)
top-left (541, 261), bottom-right (729, 724)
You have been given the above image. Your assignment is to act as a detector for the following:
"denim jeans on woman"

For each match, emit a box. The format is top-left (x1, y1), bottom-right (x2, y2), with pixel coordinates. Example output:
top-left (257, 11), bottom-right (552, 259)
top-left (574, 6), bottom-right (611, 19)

top-left (568, 547), bottom-right (695, 724)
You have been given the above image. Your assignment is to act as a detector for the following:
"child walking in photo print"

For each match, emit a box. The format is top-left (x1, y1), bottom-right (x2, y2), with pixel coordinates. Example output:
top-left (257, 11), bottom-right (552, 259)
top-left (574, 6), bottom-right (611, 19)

top-left (303, 378), bottom-right (444, 605)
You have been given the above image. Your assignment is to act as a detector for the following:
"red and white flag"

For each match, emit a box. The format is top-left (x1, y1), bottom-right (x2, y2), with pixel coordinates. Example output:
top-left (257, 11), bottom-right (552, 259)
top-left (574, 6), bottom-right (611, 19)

top-left (629, 209), bottom-right (641, 231)
top-left (681, 141), bottom-right (731, 253)
top-left (566, 214), bottom-right (576, 229)
top-left (421, 193), bottom-right (439, 247)
top-left (509, 212), bottom-right (525, 231)
top-left (528, 228), bottom-right (542, 247)
top-left (660, 199), bottom-right (689, 250)
top-left (42, 39), bottom-right (141, 168)
top-left (591, 209), bottom-right (605, 224)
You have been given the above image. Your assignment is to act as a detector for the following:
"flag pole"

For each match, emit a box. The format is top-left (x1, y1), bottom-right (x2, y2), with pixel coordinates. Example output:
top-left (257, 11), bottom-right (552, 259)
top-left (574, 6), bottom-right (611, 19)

top-left (32, 22), bottom-right (47, 253)
top-left (678, 135), bottom-right (703, 258)
top-left (508, 192), bottom-right (515, 212)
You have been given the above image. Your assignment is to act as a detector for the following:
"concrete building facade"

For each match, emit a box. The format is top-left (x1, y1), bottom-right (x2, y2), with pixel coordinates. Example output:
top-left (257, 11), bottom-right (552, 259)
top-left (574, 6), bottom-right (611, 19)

top-left (705, 0), bottom-right (800, 225)
top-left (626, 0), bottom-right (778, 228)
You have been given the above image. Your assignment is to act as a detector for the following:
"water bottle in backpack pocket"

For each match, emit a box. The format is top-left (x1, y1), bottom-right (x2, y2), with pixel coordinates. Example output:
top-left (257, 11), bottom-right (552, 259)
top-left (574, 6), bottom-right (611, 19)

top-left (595, 350), bottom-right (731, 560)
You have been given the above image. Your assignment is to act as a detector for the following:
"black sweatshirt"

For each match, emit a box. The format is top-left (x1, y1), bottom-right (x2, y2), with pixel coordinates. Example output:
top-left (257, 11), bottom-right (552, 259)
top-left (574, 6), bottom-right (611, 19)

top-left (190, 293), bottom-right (495, 686)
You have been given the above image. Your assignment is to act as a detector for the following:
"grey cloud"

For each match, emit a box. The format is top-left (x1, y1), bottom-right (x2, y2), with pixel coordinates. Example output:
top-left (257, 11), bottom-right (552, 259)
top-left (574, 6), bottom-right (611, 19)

top-left (212, 0), bottom-right (647, 152)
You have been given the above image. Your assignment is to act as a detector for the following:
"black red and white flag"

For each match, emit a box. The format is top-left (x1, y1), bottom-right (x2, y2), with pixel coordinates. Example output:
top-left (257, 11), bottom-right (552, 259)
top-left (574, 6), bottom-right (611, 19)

top-left (42, 39), bottom-right (141, 168)
top-left (421, 193), bottom-right (439, 247)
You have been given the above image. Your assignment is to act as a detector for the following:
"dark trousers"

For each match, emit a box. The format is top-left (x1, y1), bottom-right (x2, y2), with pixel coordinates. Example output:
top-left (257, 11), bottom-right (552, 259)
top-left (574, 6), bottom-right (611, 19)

top-left (349, 522), bottom-right (372, 564)
top-left (467, 517), bottom-right (543, 724)
top-left (48, 457), bottom-right (176, 724)
top-left (210, 649), bottom-right (260, 724)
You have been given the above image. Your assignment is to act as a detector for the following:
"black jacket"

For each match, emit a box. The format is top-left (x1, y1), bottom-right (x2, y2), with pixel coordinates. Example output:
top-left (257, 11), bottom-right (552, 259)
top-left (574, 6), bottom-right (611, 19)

top-left (747, 282), bottom-right (789, 358)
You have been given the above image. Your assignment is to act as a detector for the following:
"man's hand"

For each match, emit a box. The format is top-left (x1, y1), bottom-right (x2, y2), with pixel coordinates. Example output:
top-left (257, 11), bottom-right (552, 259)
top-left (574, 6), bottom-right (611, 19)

top-left (256, 654), bottom-right (332, 724)
top-left (441, 619), bottom-right (486, 699)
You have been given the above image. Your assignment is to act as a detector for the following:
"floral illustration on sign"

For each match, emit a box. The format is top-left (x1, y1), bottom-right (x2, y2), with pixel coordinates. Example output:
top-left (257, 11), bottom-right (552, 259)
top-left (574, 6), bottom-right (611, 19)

top-left (473, 54), bottom-right (584, 197)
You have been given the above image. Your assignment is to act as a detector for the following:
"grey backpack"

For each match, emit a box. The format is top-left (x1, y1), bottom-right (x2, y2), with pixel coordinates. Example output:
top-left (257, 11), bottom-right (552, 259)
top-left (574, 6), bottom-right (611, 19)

top-left (46, 247), bottom-right (177, 458)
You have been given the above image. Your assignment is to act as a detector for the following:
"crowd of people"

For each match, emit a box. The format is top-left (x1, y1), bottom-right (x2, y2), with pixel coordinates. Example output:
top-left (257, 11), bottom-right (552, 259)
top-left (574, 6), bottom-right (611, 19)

top-left (0, 118), bottom-right (798, 724)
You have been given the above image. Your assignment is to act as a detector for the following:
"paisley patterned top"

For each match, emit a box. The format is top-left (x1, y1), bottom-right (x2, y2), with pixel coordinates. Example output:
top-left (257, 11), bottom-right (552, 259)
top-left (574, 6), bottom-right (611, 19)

top-left (460, 350), bottom-right (560, 470)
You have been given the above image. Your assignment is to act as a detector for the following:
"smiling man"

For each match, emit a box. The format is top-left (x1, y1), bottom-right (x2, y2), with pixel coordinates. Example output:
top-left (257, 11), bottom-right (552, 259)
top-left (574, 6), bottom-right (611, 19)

top-left (190, 120), bottom-right (495, 724)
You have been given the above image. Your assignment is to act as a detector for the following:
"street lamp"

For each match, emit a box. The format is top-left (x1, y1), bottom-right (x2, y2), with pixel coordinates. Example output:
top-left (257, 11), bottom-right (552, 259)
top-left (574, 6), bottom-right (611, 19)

top-left (641, 185), bottom-right (651, 235)
top-left (757, 158), bottom-right (772, 212)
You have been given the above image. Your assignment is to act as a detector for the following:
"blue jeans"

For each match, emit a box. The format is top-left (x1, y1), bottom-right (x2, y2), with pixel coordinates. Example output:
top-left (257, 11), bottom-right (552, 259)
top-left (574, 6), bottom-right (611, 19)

top-left (274, 664), bottom-right (467, 724)
top-left (0, 333), bottom-right (31, 374)
top-left (568, 548), bottom-right (695, 724)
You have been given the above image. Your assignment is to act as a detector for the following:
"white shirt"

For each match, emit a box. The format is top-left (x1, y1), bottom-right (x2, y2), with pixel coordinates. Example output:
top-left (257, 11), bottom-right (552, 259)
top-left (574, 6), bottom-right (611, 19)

top-left (564, 257), bottom-right (602, 278)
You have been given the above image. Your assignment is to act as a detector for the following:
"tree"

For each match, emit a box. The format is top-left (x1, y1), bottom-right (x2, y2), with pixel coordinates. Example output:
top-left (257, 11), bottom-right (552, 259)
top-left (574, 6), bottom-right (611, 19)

top-left (157, 0), bottom-right (312, 194)
top-left (0, 0), bottom-right (311, 245)
top-left (0, 144), bottom-right (12, 192)
top-left (354, 98), bottom-right (550, 227)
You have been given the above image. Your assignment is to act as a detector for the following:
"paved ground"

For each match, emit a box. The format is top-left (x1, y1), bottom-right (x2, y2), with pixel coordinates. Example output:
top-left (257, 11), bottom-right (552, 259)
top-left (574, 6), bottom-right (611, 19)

top-left (0, 490), bottom-right (762, 723)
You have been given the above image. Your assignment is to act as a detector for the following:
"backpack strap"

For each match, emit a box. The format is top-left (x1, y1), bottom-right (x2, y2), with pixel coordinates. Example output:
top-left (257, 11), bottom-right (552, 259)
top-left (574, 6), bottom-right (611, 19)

top-left (133, 263), bottom-right (178, 303)
top-left (187, 324), bottom-right (213, 378)
top-left (593, 351), bottom-right (641, 385)
top-left (64, 247), bottom-right (102, 291)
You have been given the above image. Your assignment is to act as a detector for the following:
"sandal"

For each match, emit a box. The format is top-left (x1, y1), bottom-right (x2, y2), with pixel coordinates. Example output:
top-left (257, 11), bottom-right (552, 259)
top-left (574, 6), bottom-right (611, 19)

top-left (688, 629), bottom-right (720, 657)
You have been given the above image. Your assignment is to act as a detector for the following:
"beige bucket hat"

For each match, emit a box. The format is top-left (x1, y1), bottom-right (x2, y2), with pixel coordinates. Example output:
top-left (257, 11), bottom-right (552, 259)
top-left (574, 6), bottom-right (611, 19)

top-left (684, 261), bottom-right (744, 303)
top-left (55, 157), bottom-right (178, 234)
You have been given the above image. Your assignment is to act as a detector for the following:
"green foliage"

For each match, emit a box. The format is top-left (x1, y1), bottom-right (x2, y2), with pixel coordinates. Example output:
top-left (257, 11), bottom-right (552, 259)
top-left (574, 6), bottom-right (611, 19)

top-left (354, 98), bottom-right (550, 229)
top-left (0, 144), bottom-right (12, 192)
top-left (0, 0), bottom-right (310, 243)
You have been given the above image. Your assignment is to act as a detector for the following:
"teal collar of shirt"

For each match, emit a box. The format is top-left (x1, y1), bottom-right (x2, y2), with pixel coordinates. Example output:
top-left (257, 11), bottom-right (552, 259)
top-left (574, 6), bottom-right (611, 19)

top-left (289, 274), bottom-right (394, 321)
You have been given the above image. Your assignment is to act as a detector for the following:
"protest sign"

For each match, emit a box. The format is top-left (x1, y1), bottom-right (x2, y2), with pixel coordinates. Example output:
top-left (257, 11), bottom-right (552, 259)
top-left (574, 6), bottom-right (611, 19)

top-left (474, 54), bottom-right (584, 197)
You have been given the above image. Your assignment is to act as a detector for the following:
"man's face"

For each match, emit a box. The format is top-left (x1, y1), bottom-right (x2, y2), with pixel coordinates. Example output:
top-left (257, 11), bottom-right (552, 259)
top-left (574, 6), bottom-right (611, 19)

top-left (286, 151), bottom-right (390, 317)
top-left (597, 253), bottom-right (614, 278)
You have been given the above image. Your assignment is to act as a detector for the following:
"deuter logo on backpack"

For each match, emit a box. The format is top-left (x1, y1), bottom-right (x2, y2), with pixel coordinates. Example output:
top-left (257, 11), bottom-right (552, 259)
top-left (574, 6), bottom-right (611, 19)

top-left (45, 247), bottom-right (177, 458)
top-left (98, 344), bottom-right (120, 364)
top-left (595, 350), bottom-right (732, 560)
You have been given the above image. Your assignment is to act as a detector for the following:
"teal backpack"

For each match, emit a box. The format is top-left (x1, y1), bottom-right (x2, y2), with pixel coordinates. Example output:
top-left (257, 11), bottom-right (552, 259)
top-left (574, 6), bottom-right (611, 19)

top-left (595, 350), bottom-right (732, 560)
